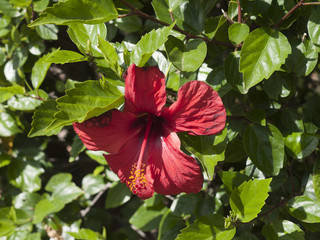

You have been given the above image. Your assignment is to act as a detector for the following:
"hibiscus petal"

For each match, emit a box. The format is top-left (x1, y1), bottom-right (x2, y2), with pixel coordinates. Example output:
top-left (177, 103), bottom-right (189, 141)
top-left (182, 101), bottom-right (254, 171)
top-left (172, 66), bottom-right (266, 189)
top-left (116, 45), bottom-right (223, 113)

top-left (124, 64), bottom-right (166, 116)
top-left (150, 129), bottom-right (203, 195)
top-left (163, 80), bottom-right (226, 135)
top-left (73, 110), bottom-right (139, 154)
top-left (106, 134), bottom-right (155, 200)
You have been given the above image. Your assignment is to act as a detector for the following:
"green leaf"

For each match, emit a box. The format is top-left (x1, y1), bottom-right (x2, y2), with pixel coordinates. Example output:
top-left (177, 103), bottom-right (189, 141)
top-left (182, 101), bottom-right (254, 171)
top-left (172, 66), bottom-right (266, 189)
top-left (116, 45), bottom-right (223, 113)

top-left (243, 123), bottom-right (284, 176)
top-left (170, 193), bottom-right (200, 217)
top-left (218, 171), bottom-right (251, 195)
top-left (33, 198), bottom-right (65, 223)
top-left (47, 79), bottom-right (124, 131)
top-left (205, 16), bottom-right (226, 39)
top-left (285, 39), bottom-right (318, 77)
top-left (165, 36), bottom-right (207, 72)
top-left (224, 51), bottom-right (245, 94)
top-left (35, 24), bottom-right (58, 40)
top-left (86, 150), bottom-right (108, 165)
top-left (14, 192), bottom-right (41, 210)
top-left (0, 152), bottom-right (11, 168)
top-left (176, 214), bottom-right (236, 240)
top-left (131, 23), bottom-right (174, 67)
top-left (230, 178), bottom-right (272, 222)
top-left (31, 49), bottom-right (59, 89)
top-left (105, 182), bottom-right (132, 209)
top-left (96, 35), bottom-right (121, 78)
top-left (69, 134), bottom-right (85, 162)
top-left (67, 22), bottom-right (106, 56)
top-left (33, 0), bottom-right (49, 12)
top-left (181, 128), bottom-right (227, 179)
top-left (28, 99), bottom-right (62, 137)
top-left (284, 132), bottom-right (318, 159)
top-left (262, 220), bottom-right (305, 240)
top-left (115, 15), bottom-right (142, 33)
top-left (228, 23), bottom-right (250, 45)
top-left (28, 0), bottom-right (118, 27)
top-left (0, 112), bottom-right (22, 137)
top-left (129, 204), bottom-right (167, 231)
top-left (67, 228), bottom-right (104, 240)
top-left (82, 174), bottom-right (105, 195)
top-left (288, 196), bottom-right (320, 223)
top-left (308, 8), bottom-right (320, 47)
top-left (51, 181), bottom-right (84, 204)
top-left (44, 50), bottom-right (87, 64)
top-left (152, 0), bottom-right (205, 34)
top-left (45, 173), bottom-right (72, 192)
top-left (239, 28), bottom-right (291, 92)
top-left (7, 95), bottom-right (42, 111)
top-left (0, 85), bottom-right (24, 103)
top-left (313, 157), bottom-right (320, 201)
top-left (7, 159), bottom-right (44, 193)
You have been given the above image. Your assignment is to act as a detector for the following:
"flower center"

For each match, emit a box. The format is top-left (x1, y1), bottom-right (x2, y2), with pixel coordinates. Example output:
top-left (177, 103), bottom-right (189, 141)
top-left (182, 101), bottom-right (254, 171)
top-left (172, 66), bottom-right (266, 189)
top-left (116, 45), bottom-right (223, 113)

top-left (127, 115), bottom-right (153, 197)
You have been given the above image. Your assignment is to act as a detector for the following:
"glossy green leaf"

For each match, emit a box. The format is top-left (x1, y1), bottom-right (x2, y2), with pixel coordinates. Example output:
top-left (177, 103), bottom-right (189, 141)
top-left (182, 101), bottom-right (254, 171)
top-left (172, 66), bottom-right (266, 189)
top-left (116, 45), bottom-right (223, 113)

top-left (43, 50), bottom-right (87, 64)
top-left (284, 132), bottom-right (318, 159)
top-left (228, 23), bottom-right (250, 45)
top-left (47, 79), bottom-right (124, 131)
top-left (219, 171), bottom-right (251, 195)
top-left (288, 196), bottom-right (320, 223)
top-left (285, 39), bottom-right (318, 77)
top-left (0, 112), bottom-right (21, 137)
top-left (176, 214), bottom-right (236, 240)
top-left (105, 182), bottom-right (132, 209)
top-left (82, 174), bottom-right (105, 195)
top-left (67, 23), bottom-right (106, 55)
top-left (170, 193), bottom-right (200, 217)
top-left (7, 159), bottom-right (44, 192)
top-left (241, 0), bottom-right (272, 15)
top-left (33, 0), bottom-right (49, 12)
top-left (205, 16), bottom-right (226, 39)
top-left (182, 128), bottom-right (227, 179)
top-left (239, 28), bottom-right (291, 92)
top-left (45, 173), bottom-right (72, 192)
top-left (86, 150), bottom-right (108, 165)
top-left (7, 95), bottom-right (42, 111)
top-left (69, 134), bottom-right (85, 162)
top-left (115, 15), bottom-right (142, 33)
top-left (152, 0), bottom-right (205, 34)
top-left (243, 123), bottom-right (284, 176)
top-left (67, 229), bottom-right (104, 240)
top-left (313, 157), bottom-right (320, 201)
top-left (97, 35), bottom-right (121, 78)
top-left (0, 85), bottom-right (24, 103)
top-left (129, 204), bottom-right (167, 231)
top-left (0, 152), bottom-right (11, 168)
top-left (308, 8), bottom-right (320, 47)
top-left (28, 0), bottom-right (118, 27)
top-left (262, 220), bottom-right (305, 240)
top-left (51, 181), bottom-right (84, 203)
top-left (224, 51), bottom-right (245, 94)
top-left (28, 99), bottom-right (62, 137)
top-left (33, 198), bottom-right (65, 223)
top-left (31, 49), bottom-right (59, 89)
top-left (131, 23), bottom-right (174, 67)
top-left (14, 192), bottom-right (41, 210)
top-left (230, 178), bottom-right (272, 222)
top-left (165, 36), bottom-right (207, 72)
top-left (35, 24), bottom-right (58, 40)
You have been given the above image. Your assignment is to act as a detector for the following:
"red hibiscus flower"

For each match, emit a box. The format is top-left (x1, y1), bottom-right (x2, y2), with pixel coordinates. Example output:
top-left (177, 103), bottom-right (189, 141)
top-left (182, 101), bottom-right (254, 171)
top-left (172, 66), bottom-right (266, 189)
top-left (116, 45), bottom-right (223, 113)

top-left (73, 64), bottom-right (226, 199)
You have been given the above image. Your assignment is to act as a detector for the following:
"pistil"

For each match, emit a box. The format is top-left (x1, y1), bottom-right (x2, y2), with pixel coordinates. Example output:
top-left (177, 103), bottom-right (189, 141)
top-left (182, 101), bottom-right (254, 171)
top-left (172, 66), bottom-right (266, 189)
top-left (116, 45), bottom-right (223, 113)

top-left (127, 115), bottom-right (153, 196)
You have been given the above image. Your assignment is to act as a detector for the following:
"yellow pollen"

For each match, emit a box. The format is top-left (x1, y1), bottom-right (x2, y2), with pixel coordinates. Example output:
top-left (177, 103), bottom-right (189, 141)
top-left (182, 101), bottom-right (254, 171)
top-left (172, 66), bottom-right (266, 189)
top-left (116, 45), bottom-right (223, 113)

top-left (127, 163), bottom-right (148, 196)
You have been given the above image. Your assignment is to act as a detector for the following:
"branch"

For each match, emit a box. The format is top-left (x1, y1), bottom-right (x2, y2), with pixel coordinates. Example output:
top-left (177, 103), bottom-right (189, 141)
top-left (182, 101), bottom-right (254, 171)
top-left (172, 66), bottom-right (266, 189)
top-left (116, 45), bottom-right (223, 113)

top-left (80, 182), bottom-right (112, 218)
top-left (237, 0), bottom-right (242, 23)
top-left (276, 0), bottom-right (304, 28)
top-left (118, 0), bottom-right (233, 47)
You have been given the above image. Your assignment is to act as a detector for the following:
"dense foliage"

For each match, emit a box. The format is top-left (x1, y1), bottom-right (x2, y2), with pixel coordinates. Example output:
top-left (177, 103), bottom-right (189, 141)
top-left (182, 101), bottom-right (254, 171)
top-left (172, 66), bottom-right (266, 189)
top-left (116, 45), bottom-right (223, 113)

top-left (1, 0), bottom-right (320, 239)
